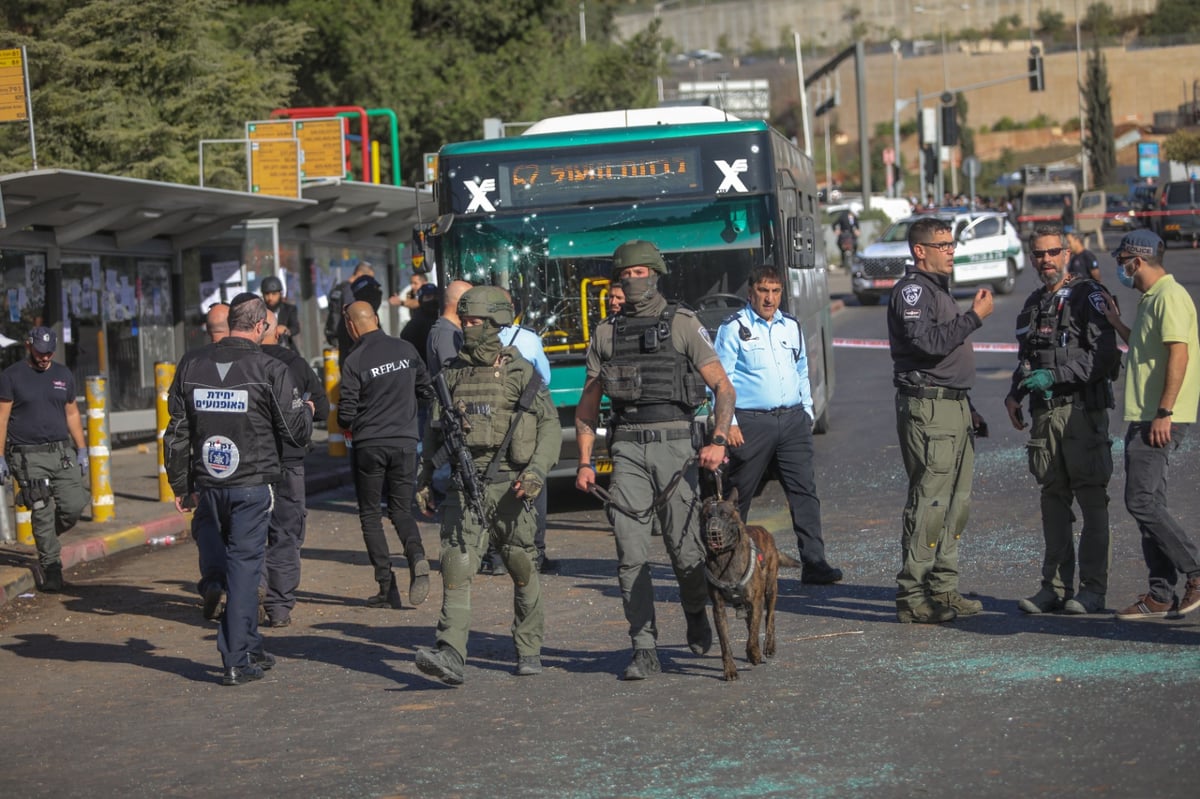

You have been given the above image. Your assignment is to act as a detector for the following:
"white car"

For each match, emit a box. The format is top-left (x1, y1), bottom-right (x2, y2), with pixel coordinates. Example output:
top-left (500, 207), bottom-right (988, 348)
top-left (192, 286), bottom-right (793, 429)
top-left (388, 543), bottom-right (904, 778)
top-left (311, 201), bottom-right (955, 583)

top-left (851, 211), bottom-right (1026, 305)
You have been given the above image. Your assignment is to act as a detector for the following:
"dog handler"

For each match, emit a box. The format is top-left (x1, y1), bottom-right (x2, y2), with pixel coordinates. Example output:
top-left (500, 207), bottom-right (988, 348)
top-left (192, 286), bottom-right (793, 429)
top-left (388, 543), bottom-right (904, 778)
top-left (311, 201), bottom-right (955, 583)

top-left (574, 240), bottom-right (735, 680)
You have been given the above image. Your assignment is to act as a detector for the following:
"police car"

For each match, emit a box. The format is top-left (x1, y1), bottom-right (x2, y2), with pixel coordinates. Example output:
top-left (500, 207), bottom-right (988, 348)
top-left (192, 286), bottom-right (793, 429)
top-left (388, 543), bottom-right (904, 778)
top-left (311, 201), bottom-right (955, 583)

top-left (851, 211), bottom-right (1027, 305)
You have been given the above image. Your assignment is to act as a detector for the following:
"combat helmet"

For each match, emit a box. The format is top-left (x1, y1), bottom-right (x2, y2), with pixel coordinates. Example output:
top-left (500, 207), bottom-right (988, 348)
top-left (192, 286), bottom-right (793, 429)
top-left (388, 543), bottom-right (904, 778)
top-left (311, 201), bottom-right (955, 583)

top-left (457, 286), bottom-right (514, 326)
top-left (611, 240), bottom-right (668, 279)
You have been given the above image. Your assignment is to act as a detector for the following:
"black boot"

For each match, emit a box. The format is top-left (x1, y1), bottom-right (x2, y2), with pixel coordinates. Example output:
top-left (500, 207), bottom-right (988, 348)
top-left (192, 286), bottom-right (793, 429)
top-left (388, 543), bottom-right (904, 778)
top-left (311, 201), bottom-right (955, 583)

top-left (41, 563), bottom-right (64, 593)
top-left (406, 546), bottom-right (430, 606)
top-left (366, 572), bottom-right (402, 609)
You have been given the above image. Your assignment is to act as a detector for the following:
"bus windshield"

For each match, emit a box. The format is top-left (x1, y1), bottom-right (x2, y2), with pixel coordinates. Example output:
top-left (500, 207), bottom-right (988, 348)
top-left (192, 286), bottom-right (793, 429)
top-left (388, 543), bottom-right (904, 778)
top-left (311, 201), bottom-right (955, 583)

top-left (439, 195), bottom-right (772, 356)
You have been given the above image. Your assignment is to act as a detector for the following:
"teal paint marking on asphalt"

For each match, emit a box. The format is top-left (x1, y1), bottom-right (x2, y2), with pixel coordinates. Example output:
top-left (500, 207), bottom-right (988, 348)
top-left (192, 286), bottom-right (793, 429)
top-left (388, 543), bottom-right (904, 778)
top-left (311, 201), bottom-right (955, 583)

top-left (925, 652), bottom-right (1200, 684)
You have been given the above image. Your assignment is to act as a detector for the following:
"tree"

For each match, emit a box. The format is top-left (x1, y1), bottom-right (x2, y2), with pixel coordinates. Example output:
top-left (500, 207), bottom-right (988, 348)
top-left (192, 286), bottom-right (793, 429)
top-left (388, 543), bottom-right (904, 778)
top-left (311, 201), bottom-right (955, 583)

top-left (1037, 9), bottom-right (1066, 39)
top-left (1163, 130), bottom-right (1200, 174)
top-left (1083, 38), bottom-right (1116, 188)
top-left (0, 0), bottom-right (309, 184)
top-left (1145, 0), bottom-right (1200, 36)
top-left (1082, 3), bottom-right (1118, 38)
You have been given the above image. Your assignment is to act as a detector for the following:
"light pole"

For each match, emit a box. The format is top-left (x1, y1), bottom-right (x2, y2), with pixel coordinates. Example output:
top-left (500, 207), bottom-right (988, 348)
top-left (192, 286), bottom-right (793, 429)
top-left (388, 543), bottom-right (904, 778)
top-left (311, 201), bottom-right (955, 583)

top-left (892, 38), bottom-right (903, 199)
top-left (1076, 0), bottom-right (1090, 190)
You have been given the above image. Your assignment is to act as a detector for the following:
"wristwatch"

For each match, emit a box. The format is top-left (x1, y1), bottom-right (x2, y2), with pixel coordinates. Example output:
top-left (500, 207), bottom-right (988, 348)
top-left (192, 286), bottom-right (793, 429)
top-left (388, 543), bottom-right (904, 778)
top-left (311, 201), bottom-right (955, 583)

top-left (710, 434), bottom-right (728, 446)
top-left (1156, 407), bottom-right (1173, 419)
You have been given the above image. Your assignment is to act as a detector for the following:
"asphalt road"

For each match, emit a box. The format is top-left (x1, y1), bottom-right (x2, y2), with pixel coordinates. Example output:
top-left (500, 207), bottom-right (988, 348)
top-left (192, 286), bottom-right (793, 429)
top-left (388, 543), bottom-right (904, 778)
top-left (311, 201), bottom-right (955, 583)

top-left (2, 245), bottom-right (1199, 798)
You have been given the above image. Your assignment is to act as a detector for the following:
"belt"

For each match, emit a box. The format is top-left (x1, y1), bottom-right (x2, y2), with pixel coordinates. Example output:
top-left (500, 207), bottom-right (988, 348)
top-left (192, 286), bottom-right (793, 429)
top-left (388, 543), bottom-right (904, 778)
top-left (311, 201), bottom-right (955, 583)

top-left (1033, 394), bottom-right (1077, 409)
top-left (611, 428), bottom-right (693, 444)
top-left (8, 440), bottom-right (70, 454)
top-left (737, 405), bottom-right (803, 417)
top-left (896, 386), bottom-right (969, 401)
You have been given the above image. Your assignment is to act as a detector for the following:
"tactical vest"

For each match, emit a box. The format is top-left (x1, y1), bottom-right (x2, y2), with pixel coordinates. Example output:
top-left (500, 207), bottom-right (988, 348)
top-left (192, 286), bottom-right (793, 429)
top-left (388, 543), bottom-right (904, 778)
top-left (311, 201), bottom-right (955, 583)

top-left (1017, 278), bottom-right (1117, 409)
top-left (446, 349), bottom-right (537, 470)
top-left (600, 303), bottom-right (707, 424)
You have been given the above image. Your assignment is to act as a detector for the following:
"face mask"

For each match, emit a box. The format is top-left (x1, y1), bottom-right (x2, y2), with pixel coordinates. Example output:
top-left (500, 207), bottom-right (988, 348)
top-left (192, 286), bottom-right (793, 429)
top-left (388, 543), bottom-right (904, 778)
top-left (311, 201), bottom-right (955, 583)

top-left (619, 274), bottom-right (661, 315)
top-left (461, 321), bottom-right (502, 365)
top-left (1116, 259), bottom-right (1136, 289)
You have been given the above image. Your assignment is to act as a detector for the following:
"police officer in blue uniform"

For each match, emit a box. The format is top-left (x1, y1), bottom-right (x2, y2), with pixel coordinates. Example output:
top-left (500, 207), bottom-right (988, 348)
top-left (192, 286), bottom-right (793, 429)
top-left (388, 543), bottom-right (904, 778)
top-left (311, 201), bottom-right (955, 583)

top-left (713, 266), bottom-right (841, 585)
top-left (165, 293), bottom-right (313, 686)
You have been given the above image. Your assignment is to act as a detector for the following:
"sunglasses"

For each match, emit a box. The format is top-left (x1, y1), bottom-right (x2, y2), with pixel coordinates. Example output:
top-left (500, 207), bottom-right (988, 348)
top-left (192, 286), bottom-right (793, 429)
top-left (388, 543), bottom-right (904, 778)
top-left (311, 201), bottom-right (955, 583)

top-left (1031, 247), bottom-right (1067, 259)
top-left (919, 241), bottom-right (956, 252)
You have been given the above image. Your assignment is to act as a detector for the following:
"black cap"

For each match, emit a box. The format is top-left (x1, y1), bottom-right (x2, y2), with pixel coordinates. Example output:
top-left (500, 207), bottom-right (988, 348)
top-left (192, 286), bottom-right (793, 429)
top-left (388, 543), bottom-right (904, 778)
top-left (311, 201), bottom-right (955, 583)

top-left (260, 276), bottom-right (283, 294)
top-left (28, 326), bottom-right (56, 354)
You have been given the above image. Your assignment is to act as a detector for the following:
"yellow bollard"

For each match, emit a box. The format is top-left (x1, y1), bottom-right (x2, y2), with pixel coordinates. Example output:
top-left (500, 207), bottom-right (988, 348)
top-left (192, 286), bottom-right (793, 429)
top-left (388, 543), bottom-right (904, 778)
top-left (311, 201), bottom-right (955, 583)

top-left (86, 375), bottom-right (114, 522)
top-left (15, 491), bottom-right (32, 545)
top-left (155, 362), bottom-right (176, 502)
top-left (324, 348), bottom-right (346, 456)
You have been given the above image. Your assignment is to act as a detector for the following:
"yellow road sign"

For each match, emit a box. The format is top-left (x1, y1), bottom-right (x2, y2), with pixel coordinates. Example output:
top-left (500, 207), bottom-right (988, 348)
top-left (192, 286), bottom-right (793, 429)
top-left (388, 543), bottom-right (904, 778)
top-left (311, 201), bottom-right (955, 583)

top-left (296, 118), bottom-right (346, 179)
top-left (249, 139), bottom-right (300, 198)
top-left (0, 48), bottom-right (29, 123)
top-left (247, 120), bottom-right (294, 141)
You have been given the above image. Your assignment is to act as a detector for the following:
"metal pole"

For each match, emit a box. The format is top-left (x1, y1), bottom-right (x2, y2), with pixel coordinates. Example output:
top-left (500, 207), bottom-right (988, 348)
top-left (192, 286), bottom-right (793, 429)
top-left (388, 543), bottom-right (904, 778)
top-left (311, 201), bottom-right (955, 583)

top-left (916, 89), bottom-right (926, 204)
top-left (155, 362), bottom-right (176, 502)
top-left (86, 375), bottom-right (114, 522)
top-left (824, 81), bottom-right (833, 192)
top-left (21, 46), bottom-right (36, 170)
top-left (855, 40), bottom-right (872, 210)
top-left (892, 39), bottom-right (902, 199)
top-left (324, 348), bottom-right (347, 457)
top-left (1076, 1), bottom-right (1090, 191)
top-left (794, 32), bottom-right (813, 158)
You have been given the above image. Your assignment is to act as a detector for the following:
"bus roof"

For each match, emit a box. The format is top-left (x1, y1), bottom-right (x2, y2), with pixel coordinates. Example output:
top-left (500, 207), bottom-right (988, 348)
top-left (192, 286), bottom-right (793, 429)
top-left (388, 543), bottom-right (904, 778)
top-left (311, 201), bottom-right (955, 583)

top-left (441, 118), bottom-right (771, 157)
top-left (522, 106), bottom-right (740, 134)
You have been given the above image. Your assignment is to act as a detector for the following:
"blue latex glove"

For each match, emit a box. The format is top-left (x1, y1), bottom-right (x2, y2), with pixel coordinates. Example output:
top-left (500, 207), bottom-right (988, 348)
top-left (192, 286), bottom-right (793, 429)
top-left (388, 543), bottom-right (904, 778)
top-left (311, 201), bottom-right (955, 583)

top-left (0, 454), bottom-right (8, 484)
top-left (1020, 369), bottom-right (1055, 397)
top-left (77, 449), bottom-right (89, 478)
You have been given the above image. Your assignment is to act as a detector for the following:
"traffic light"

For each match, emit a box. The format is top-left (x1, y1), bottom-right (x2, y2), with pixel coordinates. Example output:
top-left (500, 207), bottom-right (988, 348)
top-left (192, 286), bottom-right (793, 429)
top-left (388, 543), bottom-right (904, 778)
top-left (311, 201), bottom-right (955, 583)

top-left (1028, 46), bottom-right (1045, 92)
top-left (940, 92), bottom-right (958, 147)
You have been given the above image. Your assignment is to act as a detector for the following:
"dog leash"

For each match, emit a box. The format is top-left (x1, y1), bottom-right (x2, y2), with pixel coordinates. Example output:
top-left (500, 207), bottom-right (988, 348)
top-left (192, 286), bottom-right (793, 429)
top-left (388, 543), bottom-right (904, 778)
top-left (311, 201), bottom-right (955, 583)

top-left (586, 456), bottom-right (698, 522)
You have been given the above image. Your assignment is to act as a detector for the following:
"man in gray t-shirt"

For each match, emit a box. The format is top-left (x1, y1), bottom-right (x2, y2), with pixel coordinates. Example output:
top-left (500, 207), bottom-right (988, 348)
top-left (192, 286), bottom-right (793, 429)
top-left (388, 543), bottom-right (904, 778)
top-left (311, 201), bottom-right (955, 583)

top-left (425, 280), bottom-right (472, 375)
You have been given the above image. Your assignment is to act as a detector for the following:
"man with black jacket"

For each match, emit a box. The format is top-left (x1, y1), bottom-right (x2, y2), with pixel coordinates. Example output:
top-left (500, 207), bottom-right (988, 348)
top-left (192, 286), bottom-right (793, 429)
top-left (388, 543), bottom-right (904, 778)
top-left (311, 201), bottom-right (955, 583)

top-left (339, 301), bottom-right (434, 608)
top-left (260, 310), bottom-right (330, 627)
top-left (165, 293), bottom-right (313, 686)
top-left (888, 217), bottom-right (993, 624)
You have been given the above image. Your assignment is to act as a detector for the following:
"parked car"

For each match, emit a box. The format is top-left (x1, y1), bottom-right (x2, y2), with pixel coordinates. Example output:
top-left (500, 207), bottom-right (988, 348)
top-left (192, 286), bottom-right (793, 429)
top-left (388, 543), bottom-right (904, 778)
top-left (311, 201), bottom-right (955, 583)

top-left (1153, 180), bottom-right (1199, 246)
top-left (851, 211), bottom-right (1026, 305)
top-left (1103, 195), bottom-right (1139, 232)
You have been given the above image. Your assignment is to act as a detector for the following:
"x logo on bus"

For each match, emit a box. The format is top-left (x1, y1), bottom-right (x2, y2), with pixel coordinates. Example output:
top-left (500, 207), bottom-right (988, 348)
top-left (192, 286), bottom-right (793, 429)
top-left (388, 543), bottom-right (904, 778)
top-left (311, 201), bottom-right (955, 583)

top-left (715, 159), bottom-right (749, 193)
top-left (464, 178), bottom-right (497, 213)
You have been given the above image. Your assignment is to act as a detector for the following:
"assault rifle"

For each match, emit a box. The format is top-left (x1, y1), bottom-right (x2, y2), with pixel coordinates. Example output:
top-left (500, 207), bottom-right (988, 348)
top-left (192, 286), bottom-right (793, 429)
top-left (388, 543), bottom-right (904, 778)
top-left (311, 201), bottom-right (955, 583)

top-left (432, 371), bottom-right (488, 543)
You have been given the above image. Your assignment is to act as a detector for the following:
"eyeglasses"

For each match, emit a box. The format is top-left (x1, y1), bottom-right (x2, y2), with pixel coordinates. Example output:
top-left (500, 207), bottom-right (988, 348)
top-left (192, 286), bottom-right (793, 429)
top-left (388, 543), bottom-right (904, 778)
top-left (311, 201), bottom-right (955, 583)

top-left (1116, 253), bottom-right (1138, 266)
top-left (918, 240), bottom-right (956, 252)
top-left (1031, 247), bottom-right (1067, 259)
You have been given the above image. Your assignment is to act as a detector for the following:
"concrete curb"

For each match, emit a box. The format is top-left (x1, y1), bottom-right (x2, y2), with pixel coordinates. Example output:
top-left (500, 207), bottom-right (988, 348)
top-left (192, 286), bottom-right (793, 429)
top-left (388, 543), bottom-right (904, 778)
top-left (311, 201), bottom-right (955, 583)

top-left (0, 464), bottom-right (353, 608)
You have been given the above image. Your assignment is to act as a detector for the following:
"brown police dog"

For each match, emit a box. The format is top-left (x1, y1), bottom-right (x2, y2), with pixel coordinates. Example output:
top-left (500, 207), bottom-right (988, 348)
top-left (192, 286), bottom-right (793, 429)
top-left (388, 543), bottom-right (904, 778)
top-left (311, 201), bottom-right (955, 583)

top-left (700, 488), bottom-right (801, 681)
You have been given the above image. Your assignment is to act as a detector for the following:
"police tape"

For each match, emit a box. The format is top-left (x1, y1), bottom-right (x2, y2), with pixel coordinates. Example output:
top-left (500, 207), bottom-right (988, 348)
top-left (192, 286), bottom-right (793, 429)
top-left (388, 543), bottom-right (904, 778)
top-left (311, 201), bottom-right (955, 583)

top-left (1017, 208), bottom-right (1199, 223)
top-left (833, 337), bottom-right (1127, 354)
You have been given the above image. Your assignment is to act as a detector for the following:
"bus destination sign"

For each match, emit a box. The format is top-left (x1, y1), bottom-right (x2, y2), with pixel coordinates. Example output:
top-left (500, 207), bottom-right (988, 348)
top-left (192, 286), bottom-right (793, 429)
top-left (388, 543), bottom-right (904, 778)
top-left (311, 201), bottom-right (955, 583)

top-left (499, 148), bottom-right (701, 208)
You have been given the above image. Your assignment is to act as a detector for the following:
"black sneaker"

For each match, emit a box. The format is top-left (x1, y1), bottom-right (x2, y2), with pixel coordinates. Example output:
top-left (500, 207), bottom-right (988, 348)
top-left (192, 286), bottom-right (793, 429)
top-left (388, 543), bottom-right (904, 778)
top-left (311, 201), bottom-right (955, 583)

top-left (622, 648), bottom-right (661, 681)
top-left (685, 608), bottom-right (713, 655)
top-left (415, 645), bottom-right (465, 685)
top-left (408, 558), bottom-right (430, 606)
top-left (478, 558), bottom-right (508, 577)
top-left (249, 650), bottom-right (276, 670)
top-left (41, 563), bottom-right (65, 593)
top-left (801, 562), bottom-right (844, 585)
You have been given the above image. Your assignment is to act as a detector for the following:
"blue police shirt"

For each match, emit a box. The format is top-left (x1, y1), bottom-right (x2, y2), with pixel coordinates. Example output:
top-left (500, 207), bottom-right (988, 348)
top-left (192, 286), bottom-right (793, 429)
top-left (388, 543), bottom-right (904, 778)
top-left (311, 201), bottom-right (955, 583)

top-left (713, 306), bottom-right (811, 419)
top-left (500, 325), bottom-right (551, 385)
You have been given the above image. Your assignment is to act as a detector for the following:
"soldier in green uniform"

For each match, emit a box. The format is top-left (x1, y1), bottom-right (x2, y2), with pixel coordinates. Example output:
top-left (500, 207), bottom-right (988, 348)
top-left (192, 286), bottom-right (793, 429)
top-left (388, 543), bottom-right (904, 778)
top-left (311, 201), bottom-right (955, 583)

top-left (575, 240), bottom-right (735, 680)
top-left (1006, 223), bottom-right (1119, 615)
top-left (413, 287), bottom-right (561, 685)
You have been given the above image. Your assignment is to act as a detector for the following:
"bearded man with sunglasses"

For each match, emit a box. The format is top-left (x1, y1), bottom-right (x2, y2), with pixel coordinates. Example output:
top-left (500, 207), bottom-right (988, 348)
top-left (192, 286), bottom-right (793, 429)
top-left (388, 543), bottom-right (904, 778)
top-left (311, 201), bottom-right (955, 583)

top-left (888, 217), bottom-right (993, 624)
top-left (1005, 223), bottom-right (1120, 616)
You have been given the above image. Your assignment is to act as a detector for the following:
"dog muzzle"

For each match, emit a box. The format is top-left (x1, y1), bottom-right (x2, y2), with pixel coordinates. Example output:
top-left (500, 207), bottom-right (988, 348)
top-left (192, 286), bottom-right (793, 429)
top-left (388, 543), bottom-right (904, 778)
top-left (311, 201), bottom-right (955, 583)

top-left (704, 511), bottom-right (739, 553)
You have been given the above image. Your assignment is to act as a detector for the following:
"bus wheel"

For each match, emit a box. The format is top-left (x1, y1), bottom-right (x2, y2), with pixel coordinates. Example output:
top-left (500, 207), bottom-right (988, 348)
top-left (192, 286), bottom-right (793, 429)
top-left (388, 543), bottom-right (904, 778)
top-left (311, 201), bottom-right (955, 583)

top-left (994, 259), bottom-right (1017, 295)
top-left (854, 292), bottom-right (881, 306)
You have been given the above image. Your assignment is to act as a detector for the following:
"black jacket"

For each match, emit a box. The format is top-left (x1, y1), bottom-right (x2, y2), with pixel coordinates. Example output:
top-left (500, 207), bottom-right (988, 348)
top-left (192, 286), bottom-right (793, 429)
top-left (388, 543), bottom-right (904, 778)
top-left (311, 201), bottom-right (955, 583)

top-left (888, 269), bottom-right (982, 390)
top-left (263, 343), bottom-right (329, 462)
top-left (165, 337), bottom-right (312, 492)
top-left (338, 329), bottom-right (433, 448)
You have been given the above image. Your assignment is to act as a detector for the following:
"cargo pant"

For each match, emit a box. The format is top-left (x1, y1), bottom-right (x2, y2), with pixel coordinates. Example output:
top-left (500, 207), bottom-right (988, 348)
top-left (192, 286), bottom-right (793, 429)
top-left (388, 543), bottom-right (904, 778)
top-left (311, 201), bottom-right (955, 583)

top-left (1026, 403), bottom-right (1112, 600)
top-left (608, 433), bottom-right (709, 651)
top-left (11, 443), bottom-right (90, 568)
top-left (895, 395), bottom-right (974, 608)
top-left (435, 479), bottom-right (543, 661)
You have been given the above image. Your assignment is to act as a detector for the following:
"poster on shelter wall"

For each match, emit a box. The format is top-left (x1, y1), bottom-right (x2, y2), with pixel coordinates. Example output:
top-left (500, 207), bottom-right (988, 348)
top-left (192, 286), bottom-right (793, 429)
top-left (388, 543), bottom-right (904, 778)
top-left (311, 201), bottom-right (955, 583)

top-left (199, 260), bottom-right (245, 311)
top-left (24, 253), bottom-right (44, 310)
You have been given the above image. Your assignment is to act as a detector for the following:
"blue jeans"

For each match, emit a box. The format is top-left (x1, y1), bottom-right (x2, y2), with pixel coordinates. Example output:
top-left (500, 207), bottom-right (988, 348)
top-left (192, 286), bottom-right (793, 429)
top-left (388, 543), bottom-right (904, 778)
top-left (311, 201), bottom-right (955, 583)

top-left (1123, 422), bottom-right (1200, 603)
top-left (198, 484), bottom-right (273, 669)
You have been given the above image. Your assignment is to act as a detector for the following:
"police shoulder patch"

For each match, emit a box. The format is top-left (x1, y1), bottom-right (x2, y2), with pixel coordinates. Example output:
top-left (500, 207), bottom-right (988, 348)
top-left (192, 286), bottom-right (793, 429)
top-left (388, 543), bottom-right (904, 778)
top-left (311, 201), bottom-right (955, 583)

top-left (1089, 291), bottom-right (1107, 314)
top-left (901, 284), bottom-right (923, 306)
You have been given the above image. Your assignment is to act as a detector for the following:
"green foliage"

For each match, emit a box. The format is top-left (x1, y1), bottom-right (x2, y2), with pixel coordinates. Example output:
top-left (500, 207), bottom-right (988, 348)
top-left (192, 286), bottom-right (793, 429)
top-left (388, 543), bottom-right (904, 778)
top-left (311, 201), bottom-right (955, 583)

top-left (1145, 0), bottom-right (1200, 36)
top-left (1084, 38), bottom-right (1116, 187)
top-left (1037, 9), bottom-right (1066, 37)
top-left (1163, 130), bottom-right (1200, 171)
top-left (1082, 3), bottom-right (1119, 38)
top-left (0, 0), bottom-right (309, 183)
top-left (989, 14), bottom-right (1023, 43)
